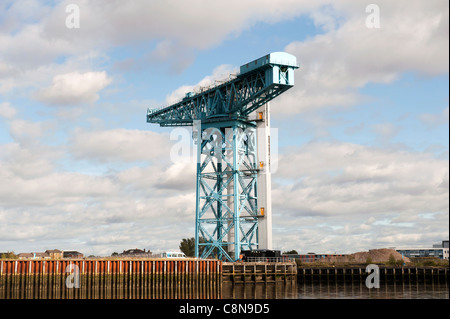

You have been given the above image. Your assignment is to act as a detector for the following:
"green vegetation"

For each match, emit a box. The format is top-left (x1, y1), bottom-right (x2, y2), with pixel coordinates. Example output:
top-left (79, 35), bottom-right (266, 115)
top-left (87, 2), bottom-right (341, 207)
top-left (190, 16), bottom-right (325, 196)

top-left (294, 258), bottom-right (449, 268)
top-left (409, 257), bottom-right (449, 267)
top-left (387, 254), bottom-right (404, 266)
top-left (179, 237), bottom-right (208, 257)
top-left (0, 252), bottom-right (17, 259)
top-left (179, 237), bottom-right (196, 257)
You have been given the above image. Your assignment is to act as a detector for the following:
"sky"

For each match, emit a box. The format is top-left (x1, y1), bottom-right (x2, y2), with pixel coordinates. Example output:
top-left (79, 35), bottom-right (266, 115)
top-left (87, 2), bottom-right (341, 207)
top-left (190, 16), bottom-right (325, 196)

top-left (0, 0), bottom-right (448, 256)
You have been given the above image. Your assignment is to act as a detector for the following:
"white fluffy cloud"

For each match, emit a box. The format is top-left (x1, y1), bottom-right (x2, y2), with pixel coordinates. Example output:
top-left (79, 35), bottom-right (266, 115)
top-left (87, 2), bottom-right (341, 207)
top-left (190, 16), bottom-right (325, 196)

top-left (165, 64), bottom-right (238, 105)
top-left (0, 0), bottom-right (319, 92)
top-left (276, 0), bottom-right (449, 114)
top-left (69, 128), bottom-right (171, 163)
top-left (41, 0), bottom-right (320, 50)
top-left (0, 128), bottom-right (196, 254)
top-left (271, 142), bottom-right (449, 252)
top-left (34, 71), bottom-right (112, 106)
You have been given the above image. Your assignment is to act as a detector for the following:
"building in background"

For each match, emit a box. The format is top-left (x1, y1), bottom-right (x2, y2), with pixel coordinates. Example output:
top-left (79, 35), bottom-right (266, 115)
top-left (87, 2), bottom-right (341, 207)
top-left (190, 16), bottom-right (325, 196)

top-left (118, 248), bottom-right (152, 258)
top-left (396, 240), bottom-right (449, 260)
top-left (63, 251), bottom-right (84, 259)
top-left (17, 253), bottom-right (34, 259)
top-left (17, 252), bottom-right (52, 259)
top-left (17, 249), bottom-right (79, 259)
top-left (45, 249), bottom-right (63, 259)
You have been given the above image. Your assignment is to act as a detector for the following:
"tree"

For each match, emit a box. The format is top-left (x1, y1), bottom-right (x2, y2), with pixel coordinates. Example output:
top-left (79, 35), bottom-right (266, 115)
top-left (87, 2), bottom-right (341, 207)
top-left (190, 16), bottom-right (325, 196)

top-left (283, 250), bottom-right (298, 255)
top-left (179, 237), bottom-right (207, 257)
top-left (388, 254), bottom-right (396, 266)
top-left (179, 238), bottom-right (195, 257)
top-left (1, 251), bottom-right (17, 259)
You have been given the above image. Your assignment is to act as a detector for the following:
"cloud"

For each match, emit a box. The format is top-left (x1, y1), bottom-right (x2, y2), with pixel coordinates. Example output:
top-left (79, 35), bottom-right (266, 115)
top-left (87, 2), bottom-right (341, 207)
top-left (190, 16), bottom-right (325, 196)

top-left (1, 0), bottom-right (313, 96)
top-left (418, 107), bottom-right (449, 128)
top-left (143, 40), bottom-right (196, 74)
top-left (0, 0), bottom-right (336, 94)
top-left (270, 141), bottom-right (448, 252)
top-left (69, 128), bottom-right (172, 163)
top-left (372, 123), bottom-right (400, 142)
top-left (41, 0), bottom-right (318, 50)
top-left (0, 125), bottom-right (95, 199)
top-left (165, 64), bottom-right (238, 105)
top-left (0, 0), bottom-right (52, 34)
top-left (0, 127), bottom-right (196, 254)
top-left (0, 0), bottom-right (447, 256)
top-left (276, 0), bottom-right (449, 114)
top-left (0, 102), bottom-right (17, 119)
top-left (0, 159), bottom-right (118, 207)
top-left (1, 0), bottom-right (447, 98)
top-left (8, 119), bottom-right (47, 143)
top-left (0, 0), bottom-right (318, 83)
top-left (34, 71), bottom-right (112, 106)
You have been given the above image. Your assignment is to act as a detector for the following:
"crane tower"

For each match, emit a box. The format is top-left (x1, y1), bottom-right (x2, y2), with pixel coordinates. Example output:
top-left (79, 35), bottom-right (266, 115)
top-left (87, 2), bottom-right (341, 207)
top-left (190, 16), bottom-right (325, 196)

top-left (147, 52), bottom-right (298, 261)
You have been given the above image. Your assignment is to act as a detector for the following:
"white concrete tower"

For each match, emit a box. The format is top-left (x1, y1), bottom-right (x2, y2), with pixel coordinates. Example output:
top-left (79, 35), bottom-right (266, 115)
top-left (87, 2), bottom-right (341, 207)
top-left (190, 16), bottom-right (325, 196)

top-left (255, 102), bottom-right (273, 250)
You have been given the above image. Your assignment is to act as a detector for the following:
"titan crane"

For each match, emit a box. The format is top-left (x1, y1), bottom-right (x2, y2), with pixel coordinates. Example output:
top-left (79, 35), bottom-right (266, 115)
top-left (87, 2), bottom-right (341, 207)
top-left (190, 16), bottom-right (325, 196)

top-left (147, 52), bottom-right (298, 261)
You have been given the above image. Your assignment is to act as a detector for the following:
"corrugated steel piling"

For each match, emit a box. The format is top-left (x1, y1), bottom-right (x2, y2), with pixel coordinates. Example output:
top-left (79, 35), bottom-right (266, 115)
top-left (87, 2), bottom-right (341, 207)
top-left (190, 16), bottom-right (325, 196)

top-left (297, 266), bottom-right (449, 284)
top-left (0, 258), bottom-right (222, 299)
top-left (221, 262), bottom-right (297, 299)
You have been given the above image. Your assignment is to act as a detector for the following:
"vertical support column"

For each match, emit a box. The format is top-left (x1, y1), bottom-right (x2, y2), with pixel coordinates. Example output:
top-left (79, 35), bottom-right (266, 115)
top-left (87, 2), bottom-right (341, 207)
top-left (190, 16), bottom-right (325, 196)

top-left (256, 102), bottom-right (273, 250)
top-left (195, 121), bottom-right (259, 261)
top-left (217, 160), bottom-right (223, 260)
top-left (232, 124), bottom-right (240, 262)
top-left (194, 120), bottom-right (202, 259)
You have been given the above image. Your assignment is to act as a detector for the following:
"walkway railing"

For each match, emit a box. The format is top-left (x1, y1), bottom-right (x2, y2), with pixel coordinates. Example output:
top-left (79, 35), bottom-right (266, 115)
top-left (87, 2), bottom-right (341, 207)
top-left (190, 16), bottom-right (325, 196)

top-left (243, 257), bottom-right (291, 263)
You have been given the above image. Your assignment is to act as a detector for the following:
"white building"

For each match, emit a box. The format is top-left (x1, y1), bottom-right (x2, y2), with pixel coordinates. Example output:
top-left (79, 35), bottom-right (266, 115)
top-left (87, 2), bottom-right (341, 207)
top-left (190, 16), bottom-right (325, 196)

top-left (396, 240), bottom-right (449, 260)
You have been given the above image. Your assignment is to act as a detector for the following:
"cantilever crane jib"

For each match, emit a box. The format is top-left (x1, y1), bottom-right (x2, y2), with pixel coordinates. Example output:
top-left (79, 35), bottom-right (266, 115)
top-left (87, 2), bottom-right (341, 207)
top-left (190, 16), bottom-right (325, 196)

top-left (147, 52), bottom-right (298, 126)
top-left (147, 52), bottom-right (299, 261)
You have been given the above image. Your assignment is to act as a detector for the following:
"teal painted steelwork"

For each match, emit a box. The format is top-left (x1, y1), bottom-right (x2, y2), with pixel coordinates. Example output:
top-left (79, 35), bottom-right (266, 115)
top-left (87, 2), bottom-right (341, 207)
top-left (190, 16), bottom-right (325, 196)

top-left (193, 121), bottom-right (259, 261)
top-left (147, 52), bottom-right (298, 261)
top-left (147, 52), bottom-right (298, 127)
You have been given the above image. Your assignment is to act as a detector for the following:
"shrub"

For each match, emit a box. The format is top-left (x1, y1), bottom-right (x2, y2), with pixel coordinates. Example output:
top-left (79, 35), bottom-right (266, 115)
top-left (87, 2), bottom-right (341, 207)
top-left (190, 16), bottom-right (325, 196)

top-left (395, 259), bottom-right (404, 266)
top-left (387, 254), bottom-right (396, 266)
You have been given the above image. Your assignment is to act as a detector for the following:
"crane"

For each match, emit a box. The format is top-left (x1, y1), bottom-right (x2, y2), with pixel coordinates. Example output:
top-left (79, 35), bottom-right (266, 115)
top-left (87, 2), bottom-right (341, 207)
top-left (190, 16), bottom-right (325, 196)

top-left (147, 52), bottom-right (299, 261)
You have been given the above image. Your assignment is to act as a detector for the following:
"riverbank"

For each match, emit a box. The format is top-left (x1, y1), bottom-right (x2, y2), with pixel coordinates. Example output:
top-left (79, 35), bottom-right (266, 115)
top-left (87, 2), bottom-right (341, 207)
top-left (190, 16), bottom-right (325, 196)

top-left (294, 248), bottom-right (449, 268)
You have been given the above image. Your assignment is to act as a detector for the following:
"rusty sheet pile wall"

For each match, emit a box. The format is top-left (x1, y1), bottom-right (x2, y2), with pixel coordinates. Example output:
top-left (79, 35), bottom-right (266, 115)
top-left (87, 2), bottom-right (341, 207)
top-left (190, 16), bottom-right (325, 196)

top-left (0, 259), bottom-right (221, 299)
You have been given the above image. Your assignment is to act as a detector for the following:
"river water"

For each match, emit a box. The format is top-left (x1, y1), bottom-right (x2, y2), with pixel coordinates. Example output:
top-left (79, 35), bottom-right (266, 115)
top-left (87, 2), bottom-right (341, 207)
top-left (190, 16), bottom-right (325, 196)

top-left (222, 281), bottom-right (449, 299)
top-left (297, 281), bottom-right (449, 299)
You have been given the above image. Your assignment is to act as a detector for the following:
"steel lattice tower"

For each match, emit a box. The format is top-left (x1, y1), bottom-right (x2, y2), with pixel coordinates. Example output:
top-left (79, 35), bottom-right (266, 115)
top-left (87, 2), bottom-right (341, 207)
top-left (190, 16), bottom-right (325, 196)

top-left (147, 52), bottom-right (298, 261)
